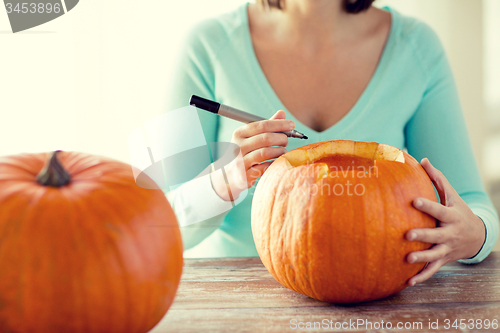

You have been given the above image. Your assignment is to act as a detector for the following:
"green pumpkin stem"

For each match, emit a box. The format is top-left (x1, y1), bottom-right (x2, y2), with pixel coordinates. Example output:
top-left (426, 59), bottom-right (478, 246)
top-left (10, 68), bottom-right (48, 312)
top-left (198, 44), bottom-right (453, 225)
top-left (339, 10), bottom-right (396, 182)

top-left (36, 150), bottom-right (71, 187)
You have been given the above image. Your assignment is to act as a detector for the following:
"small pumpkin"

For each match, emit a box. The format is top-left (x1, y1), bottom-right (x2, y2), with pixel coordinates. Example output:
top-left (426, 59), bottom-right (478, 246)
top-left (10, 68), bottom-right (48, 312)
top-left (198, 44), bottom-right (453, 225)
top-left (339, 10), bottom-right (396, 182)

top-left (0, 151), bottom-right (183, 333)
top-left (251, 140), bottom-right (437, 303)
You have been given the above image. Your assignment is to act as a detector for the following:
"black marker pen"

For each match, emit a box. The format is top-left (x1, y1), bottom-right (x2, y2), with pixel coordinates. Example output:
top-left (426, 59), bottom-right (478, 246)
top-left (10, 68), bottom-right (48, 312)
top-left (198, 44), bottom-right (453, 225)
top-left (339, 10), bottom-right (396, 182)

top-left (189, 95), bottom-right (308, 139)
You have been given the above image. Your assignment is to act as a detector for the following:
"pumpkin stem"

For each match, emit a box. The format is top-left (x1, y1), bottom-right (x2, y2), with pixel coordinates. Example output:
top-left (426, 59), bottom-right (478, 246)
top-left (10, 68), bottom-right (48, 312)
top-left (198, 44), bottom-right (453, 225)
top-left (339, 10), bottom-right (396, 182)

top-left (36, 151), bottom-right (71, 187)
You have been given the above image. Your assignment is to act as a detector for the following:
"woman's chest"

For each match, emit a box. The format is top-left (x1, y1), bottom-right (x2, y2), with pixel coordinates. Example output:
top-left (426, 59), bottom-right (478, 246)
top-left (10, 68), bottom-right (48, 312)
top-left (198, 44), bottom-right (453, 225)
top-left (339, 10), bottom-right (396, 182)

top-left (214, 60), bottom-right (424, 155)
top-left (253, 43), bottom-right (386, 133)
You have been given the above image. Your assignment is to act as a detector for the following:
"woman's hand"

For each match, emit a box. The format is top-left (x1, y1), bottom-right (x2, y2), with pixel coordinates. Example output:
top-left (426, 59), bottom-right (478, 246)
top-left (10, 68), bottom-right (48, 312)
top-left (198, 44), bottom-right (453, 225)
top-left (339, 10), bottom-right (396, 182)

top-left (211, 110), bottom-right (294, 201)
top-left (406, 158), bottom-right (486, 286)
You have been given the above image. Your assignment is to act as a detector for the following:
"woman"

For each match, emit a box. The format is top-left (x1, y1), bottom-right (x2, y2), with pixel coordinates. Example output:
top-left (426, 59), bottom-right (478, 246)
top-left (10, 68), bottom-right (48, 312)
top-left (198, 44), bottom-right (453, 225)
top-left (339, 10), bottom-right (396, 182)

top-left (166, 0), bottom-right (499, 287)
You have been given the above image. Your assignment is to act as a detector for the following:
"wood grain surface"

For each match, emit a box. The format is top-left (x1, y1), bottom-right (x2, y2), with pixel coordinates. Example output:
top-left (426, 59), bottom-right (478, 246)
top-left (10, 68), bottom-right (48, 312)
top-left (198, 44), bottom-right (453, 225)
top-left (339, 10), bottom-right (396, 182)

top-left (150, 252), bottom-right (500, 333)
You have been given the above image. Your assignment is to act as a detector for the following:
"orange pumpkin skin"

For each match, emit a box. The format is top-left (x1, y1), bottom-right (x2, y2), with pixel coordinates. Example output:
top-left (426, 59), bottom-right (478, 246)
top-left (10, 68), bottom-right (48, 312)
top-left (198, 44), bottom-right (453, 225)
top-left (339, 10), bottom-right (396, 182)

top-left (0, 151), bottom-right (183, 333)
top-left (251, 140), bottom-right (437, 303)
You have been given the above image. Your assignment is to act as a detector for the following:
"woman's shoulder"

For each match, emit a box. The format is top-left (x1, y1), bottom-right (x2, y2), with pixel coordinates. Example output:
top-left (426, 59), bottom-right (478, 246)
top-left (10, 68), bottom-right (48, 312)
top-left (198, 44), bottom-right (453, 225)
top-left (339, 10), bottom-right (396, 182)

top-left (387, 7), bottom-right (447, 73)
top-left (389, 8), bottom-right (444, 54)
top-left (182, 4), bottom-right (249, 54)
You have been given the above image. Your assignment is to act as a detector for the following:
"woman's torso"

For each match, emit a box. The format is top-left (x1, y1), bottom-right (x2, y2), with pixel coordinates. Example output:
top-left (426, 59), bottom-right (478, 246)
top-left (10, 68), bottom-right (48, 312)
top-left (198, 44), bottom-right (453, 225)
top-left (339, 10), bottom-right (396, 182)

top-left (247, 3), bottom-right (391, 132)
top-left (184, 4), bottom-right (428, 258)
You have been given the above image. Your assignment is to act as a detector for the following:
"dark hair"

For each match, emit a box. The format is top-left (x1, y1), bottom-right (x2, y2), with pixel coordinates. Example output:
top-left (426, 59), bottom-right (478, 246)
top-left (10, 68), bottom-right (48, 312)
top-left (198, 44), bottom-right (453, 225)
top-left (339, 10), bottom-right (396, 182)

top-left (343, 0), bottom-right (375, 13)
top-left (258, 0), bottom-right (376, 14)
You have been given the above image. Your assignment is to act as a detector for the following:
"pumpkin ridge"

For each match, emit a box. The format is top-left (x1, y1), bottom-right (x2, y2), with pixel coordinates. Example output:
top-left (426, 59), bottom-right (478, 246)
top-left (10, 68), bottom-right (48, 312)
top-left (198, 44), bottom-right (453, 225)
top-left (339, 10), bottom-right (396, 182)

top-left (357, 171), bottom-right (370, 301)
top-left (273, 169), bottom-right (293, 290)
top-left (280, 177), bottom-right (292, 291)
top-left (88, 199), bottom-right (133, 332)
top-left (282, 169), bottom-right (301, 292)
top-left (17, 220), bottom-right (29, 332)
top-left (291, 167), bottom-right (312, 296)
top-left (121, 196), bottom-right (157, 332)
top-left (52, 193), bottom-right (87, 332)
top-left (389, 166), bottom-right (411, 296)
top-left (264, 167), bottom-right (283, 281)
top-left (0, 155), bottom-right (44, 178)
top-left (96, 188), bottom-right (152, 331)
top-left (290, 174), bottom-right (302, 296)
top-left (304, 177), bottom-right (317, 300)
top-left (307, 168), bottom-right (328, 299)
top-left (283, 169), bottom-right (306, 295)
top-left (68, 193), bottom-right (116, 332)
top-left (378, 176), bottom-right (391, 300)
top-left (66, 196), bottom-right (91, 333)
top-left (19, 189), bottom-right (65, 330)
top-left (61, 152), bottom-right (111, 176)
top-left (67, 163), bottom-right (107, 179)
top-left (0, 192), bottom-right (33, 330)
top-left (0, 165), bottom-right (37, 181)
top-left (116, 187), bottom-right (182, 331)
top-left (86, 188), bottom-right (149, 332)
top-left (370, 165), bottom-right (400, 301)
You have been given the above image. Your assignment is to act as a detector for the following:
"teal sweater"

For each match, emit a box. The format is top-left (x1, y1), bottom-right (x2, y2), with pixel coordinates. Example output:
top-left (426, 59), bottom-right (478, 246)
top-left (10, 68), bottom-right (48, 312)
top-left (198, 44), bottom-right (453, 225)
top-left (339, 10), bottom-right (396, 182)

top-left (165, 4), bottom-right (499, 262)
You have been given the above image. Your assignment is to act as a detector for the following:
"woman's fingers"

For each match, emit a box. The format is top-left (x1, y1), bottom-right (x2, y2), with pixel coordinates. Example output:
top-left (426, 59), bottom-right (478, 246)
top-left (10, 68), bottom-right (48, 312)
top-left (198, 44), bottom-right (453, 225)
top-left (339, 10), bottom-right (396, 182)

top-left (407, 243), bottom-right (448, 263)
top-left (408, 260), bottom-right (444, 286)
top-left (406, 227), bottom-right (447, 244)
top-left (224, 110), bottom-right (291, 194)
top-left (244, 146), bottom-right (287, 168)
top-left (413, 197), bottom-right (456, 223)
top-left (247, 162), bottom-right (273, 187)
top-left (271, 110), bottom-right (287, 120)
top-left (401, 159), bottom-right (490, 287)
top-left (234, 114), bottom-right (294, 138)
top-left (239, 132), bottom-right (289, 155)
top-left (420, 158), bottom-right (456, 207)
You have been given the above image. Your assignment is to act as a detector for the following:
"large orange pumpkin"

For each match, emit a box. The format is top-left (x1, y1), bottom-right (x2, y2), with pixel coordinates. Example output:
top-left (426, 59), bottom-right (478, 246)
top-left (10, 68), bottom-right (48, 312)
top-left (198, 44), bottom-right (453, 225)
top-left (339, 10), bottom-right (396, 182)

top-left (0, 151), bottom-right (183, 333)
top-left (251, 140), bottom-right (437, 303)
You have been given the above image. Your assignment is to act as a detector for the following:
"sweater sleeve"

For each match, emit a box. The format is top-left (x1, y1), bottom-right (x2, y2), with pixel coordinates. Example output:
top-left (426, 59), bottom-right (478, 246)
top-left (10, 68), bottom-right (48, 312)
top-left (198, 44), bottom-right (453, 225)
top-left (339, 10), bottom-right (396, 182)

top-left (404, 23), bottom-right (499, 263)
top-left (164, 21), bottom-right (233, 251)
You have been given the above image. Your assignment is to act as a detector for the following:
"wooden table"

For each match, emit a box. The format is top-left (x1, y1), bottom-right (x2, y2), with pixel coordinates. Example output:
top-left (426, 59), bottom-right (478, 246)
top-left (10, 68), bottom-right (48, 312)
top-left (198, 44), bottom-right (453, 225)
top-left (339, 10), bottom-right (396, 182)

top-left (151, 252), bottom-right (500, 333)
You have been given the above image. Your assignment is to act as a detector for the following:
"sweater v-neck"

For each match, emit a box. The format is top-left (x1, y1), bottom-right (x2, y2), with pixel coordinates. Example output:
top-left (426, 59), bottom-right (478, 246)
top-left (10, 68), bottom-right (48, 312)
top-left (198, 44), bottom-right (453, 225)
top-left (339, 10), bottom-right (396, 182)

top-left (240, 4), bottom-right (398, 140)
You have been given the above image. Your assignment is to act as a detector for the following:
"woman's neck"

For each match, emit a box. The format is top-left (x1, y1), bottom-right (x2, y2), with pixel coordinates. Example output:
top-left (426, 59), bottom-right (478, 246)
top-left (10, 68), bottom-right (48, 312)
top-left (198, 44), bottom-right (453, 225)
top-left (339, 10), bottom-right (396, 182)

top-left (281, 0), bottom-right (347, 35)
top-left (249, 0), bottom-right (377, 49)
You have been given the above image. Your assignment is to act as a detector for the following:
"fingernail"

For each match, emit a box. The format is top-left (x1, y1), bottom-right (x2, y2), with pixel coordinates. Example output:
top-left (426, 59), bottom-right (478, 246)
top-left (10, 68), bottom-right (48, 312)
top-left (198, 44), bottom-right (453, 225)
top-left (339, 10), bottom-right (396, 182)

top-left (409, 254), bottom-right (417, 263)
top-left (414, 199), bottom-right (423, 208)
top-left (409, 281), bottom-right (416, 287)
top-left (408, 232), bottom-right (416, 241)
top-left (288, 121), bottom-right (295, 129)
top-left (282, 147), bottom-right (288, 153)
